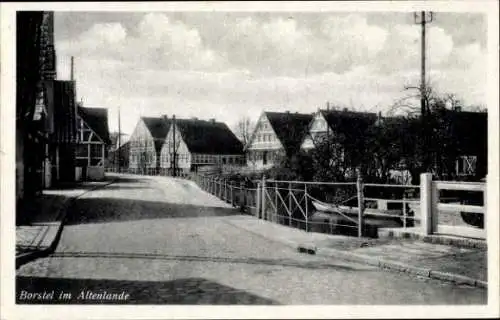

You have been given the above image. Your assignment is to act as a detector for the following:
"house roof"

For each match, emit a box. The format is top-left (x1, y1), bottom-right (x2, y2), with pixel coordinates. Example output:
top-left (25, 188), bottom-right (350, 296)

top-left (320, 109), bottom-right (378, 136)
top-left (265, 111), bottom-right (313, 155)
top-left (175, 118), bottom-right (244, 155)
top-left (141, 116), bottom-right (171, 152)
top-left (445, 110), bottom-right (487, 155)
top-left (77, 106), bottom-right (111, 144)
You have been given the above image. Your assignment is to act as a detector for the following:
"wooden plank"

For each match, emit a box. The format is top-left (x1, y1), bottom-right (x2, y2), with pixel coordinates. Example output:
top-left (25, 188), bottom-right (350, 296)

top-left (434, 181), bottom-right (485, 192)
top-left (436, 225), bottom-right (485, 240)
top-left (438, 203), bottom-right (484, 214)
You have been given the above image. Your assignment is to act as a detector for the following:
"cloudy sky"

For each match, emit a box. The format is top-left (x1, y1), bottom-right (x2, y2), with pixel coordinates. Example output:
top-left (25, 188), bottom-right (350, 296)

top-left (54, 11), bottom-right (487, 136)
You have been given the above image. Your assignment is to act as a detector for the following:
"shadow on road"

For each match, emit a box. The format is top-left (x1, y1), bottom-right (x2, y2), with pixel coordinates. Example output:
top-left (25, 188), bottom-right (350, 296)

top-left (64, 197), bottom-right (241, 225)
top-left (48, 251), bottom-right (368, 271)
top-left (16, 276), bottom-right (279, 304)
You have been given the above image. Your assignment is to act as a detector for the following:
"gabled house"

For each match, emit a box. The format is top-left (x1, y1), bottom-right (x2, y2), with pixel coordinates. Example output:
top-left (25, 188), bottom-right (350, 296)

top-left (301, 108), bottom-right (378, 151)
top-left (128, 116), bottom-right (171, 174)
top-left (75, 105), bottom-right (111, 180)
top-left (160, 117), bottom-right (245, 174)
top-left (246, 111), bottom-right (313, 168)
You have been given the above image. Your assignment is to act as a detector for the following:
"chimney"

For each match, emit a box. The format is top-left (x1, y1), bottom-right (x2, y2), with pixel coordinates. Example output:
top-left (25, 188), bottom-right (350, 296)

top-left (285, 110), bottom-right (290, 114)
top-left (163, 114), bottom-right (168, 120)
top-left (209, 118), bottom-right (216, 123)
top-left (326, 101), bottom-right (330, 111)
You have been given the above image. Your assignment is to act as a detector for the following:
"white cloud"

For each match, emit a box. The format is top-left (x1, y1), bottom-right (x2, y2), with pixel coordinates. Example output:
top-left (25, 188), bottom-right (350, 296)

top-left (55, 12), bottom-right (487, 135)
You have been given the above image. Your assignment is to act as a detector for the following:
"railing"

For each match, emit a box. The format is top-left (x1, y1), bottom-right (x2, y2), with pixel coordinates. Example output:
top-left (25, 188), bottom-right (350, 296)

top-left (106, 168), bottom-right (487, 240)
top-left (192, 174), bottom-right (259, 214)
top-left (191, 173), bottom-right (421, 238)
top-left (421, 173), bottom-right (486, 239)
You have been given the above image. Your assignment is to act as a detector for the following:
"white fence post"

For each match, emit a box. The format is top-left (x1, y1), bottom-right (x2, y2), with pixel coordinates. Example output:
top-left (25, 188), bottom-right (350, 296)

top-left (261, 176), bottom-right (267, 220)
top-left (256, 182), bottom-right (261, 218)
top-left (420, 173), bottom-right (434, 235)
top-left (356, 173), bottom-right (364, 238)
top-left (483, 174), bottom-right (487, 233)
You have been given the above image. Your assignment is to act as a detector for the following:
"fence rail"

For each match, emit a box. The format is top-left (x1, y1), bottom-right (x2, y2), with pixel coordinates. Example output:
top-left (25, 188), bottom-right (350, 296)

top-left (106, 168), bottom-right (487, 240)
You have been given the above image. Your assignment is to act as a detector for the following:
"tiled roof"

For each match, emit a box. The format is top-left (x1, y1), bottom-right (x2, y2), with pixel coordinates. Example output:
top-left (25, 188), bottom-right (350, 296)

top-left (320, 109), bottom-right (378, 135)
top-left (265, 111), bottom-right (313, 156)
top-left (142, 117), bottom-right (171, 153)
top-left (77, 106), bottom-right (111, 144)
top-left (175, 118), bottom-right (244, 155)
top-left (445, 110), bottom-right (487, 155)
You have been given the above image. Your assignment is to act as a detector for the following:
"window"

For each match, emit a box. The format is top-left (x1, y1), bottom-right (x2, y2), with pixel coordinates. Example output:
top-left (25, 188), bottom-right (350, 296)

top-left (456, 155), bottom-right (477, 176)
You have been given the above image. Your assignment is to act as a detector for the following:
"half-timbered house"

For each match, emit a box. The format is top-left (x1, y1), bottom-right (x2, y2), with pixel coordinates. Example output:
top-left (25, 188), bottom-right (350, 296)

top-left (75, 105), bottom-right (111, 180)
top-left (128, 116), bottom-right (171, 174)
top-left (246, 111), bottom-right (313, 169)
top-left (160, 117), bottom-right (244, 174)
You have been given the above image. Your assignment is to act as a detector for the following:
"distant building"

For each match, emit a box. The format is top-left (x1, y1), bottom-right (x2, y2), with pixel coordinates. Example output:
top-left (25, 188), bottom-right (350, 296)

top-left (160, 117), bottom-right (245, 174)
top-left (300, 108), bottom-right (377, 151)
top-left (108, 140), bottom-right (130, 170)
top-left (75, 105), bottom-right (111, 180)
top-left (128, 116), bottom-right (171, 174)
top-left (246, 111), bottom-right (313, 169)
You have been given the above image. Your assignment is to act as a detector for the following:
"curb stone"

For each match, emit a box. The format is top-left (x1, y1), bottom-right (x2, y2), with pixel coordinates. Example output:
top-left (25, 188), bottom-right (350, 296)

top-left (308, 244), bottom-right (486, 288)
top-left (15, 179), bottom-right (117, 269)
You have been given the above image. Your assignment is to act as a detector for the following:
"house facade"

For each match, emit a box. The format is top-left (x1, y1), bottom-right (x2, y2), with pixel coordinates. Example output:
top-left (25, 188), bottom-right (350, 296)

top-left (16, 11), bottom-right (61, 202)
top-left (246, 111), bottom-right (313, 169)
top-left (128, 116), bottom-right (171, 174)
top-left (160, 118), bottom-right (245, 174)
top-left (75, 106), bottom-right (111, 180)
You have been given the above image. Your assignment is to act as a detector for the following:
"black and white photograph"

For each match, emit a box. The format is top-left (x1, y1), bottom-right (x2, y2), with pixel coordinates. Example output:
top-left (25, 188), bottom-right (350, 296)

top-left (1, 1), bottom-right (499, 319)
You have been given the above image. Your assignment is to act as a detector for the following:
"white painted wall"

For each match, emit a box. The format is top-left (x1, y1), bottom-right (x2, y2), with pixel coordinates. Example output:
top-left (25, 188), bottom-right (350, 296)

top-left (128, 119), bottom-right (156, 169)
top-left (246, 113), bottom-right (284, 168)
top-left (160, 125), bottom-right (191, 170)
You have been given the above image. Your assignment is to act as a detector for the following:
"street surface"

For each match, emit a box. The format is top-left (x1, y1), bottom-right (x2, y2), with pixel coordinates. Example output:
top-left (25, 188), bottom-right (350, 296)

top-left (17, 174), bottom-right (487, 304)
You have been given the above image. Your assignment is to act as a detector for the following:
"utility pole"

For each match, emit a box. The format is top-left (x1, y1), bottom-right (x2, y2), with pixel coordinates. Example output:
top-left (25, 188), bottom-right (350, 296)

top-left (70, 56), bottom-right (74, 81)
top-left (414, 11), bottom-right (434, 173)
top-left (172, 114), bottom-right (177, 177)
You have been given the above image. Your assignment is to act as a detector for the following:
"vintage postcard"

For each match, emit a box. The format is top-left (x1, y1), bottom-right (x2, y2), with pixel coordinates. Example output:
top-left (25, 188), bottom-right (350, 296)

top-left (1, 1), bottom-right (499, 319)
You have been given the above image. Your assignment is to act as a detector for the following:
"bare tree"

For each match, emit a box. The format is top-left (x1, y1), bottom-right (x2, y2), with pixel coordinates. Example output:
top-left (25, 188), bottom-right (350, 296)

top-left (235, 116), bottom-right (254, 148)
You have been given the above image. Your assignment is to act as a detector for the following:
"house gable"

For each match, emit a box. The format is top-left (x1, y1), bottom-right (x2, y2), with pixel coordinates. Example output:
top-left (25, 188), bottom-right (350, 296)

top-left (160, 124), bottom-right (191, 169)
top-left (246, 112), bottom-right (284, 151)
top-left (301, 111), bottom-right (329, 150)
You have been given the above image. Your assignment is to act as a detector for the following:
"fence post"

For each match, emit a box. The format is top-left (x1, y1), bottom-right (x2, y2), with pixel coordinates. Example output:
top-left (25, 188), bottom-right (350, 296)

top-left (230, 184), bottom-right (234, 207)
top-left (274, 182), bottom-right (278, 223)
top-left (224, 179), bottom-right (227, 201)
top-left (402, 192), bottom-right (407, 229)
top-left (261, 176), bottom-right (267, 220)
top-left (256, 182), bottom-right (261, 218)
top-left (420, 173), bottom-right (434, 236)
top-left (239, 182), bottom-right (245, 213)
top-left (357, 173), bottom-right (364, 238)
top-left (288, 182), bottom-right (292, 226)
top-left (304, 183), bottom-right (309, 232)
top-left (483, 174), bottom-right (487, 232)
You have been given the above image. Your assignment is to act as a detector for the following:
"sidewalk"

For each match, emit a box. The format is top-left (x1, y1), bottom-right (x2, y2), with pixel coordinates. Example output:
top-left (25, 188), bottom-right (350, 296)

top-left (16, 178), bottom-right (116, 268)
top-left (224, 215), bottom-right (487, 288)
